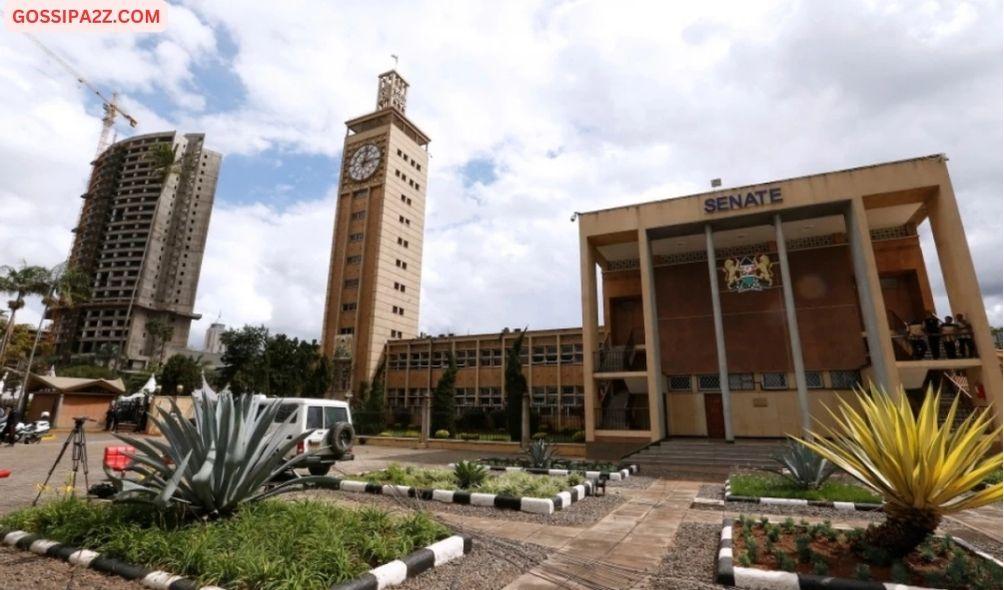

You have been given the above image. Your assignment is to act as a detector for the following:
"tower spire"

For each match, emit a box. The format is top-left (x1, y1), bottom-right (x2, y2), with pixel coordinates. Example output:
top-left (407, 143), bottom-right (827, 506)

top-left (376, 69), bottom-right (408, 113)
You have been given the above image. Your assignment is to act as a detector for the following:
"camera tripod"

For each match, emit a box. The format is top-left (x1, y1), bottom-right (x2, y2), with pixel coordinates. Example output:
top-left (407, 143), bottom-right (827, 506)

top-left (33, 417), bottom-right (92, 506)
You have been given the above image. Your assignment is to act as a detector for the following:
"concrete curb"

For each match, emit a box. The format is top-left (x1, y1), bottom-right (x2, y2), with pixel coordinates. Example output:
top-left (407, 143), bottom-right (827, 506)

top-left (1, 529), bottom-right (222, 590)
top-left (724, 478), bottom-right (883, 512)
top-left (465, 463), bottom-right (639, 481)
top-left (716, 517), bottom-right (997, 589)
top-left (329, 534), bottom-right (472, 590)
top-left (334, 476), bottom-right (594, 515)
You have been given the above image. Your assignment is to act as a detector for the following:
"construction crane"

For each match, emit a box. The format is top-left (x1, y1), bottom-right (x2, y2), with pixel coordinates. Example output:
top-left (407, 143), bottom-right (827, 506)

top-left (26, 34), bottom-right (138, 158)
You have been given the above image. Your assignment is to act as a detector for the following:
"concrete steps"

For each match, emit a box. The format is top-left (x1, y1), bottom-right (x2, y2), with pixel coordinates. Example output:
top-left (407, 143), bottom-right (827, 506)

top-left (625, 438), bottom-right (782, 478)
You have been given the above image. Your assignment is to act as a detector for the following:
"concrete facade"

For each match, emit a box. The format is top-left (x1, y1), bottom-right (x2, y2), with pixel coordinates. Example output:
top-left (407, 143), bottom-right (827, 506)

top-left (53, 131), bottom-right (221, 369)
top-left (322, 71), bottom-right (430, 396)
top-left (578, 155), bottom-right (1002, 446)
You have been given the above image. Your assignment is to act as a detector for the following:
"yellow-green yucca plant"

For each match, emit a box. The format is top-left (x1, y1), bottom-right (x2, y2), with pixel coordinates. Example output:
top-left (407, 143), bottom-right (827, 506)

top-left (798, 385), bottom-right (1002, 557)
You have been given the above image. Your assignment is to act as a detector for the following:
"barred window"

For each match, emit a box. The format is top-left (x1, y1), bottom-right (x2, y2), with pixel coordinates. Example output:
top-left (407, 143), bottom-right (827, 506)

top-left (561, 385), bottom-right (584, 407)
top-left (480, 348), bottom-right (502, 367)
top-left (668, 375), bottom-right (692, 391)
top-left (698, 374), bottom-right (720, 391)
top-left (805, 371), bottom-right (824, 389)
top-left (762, 372), bottom-right (788, 390)
top-left (454, 349), bottom-right (476, 368)
top-left (830, 370), bottom-right (861, 390)
top-left (560, 343), bottom-right (583, 364)
top-left (479, 387), bottom-right (503, 407)
top-left (729, 373), bottom-right (755, 391)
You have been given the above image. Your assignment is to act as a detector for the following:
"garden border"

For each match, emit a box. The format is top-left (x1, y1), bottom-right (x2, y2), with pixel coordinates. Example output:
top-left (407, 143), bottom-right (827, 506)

top-left (465, 463), bottom-right (639, 481)
top-left (714, 517), bottom-right (1001, 590)
top-left (1, 528), bottom-right (222, 590)
top-left (725, 478), bottom-right (883, 512)
top-left (332, 476), bottom-right (594, 515)
top-left (1, 526), bottom-right (472, 590)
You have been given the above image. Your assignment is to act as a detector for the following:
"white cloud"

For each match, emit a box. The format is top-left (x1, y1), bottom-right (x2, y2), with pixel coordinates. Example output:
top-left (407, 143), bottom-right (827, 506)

top-left (0, 0), bottom-right (1000, 352)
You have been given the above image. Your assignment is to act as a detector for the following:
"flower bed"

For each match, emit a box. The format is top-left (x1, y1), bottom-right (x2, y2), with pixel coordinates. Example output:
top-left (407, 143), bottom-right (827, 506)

top-left (466, 461), bottom-right (638, 481)
top-left (0, 497), bottom-right (466, 590)
top-left (342, 464), bottom-right (593, 514)
top-left (716, 516), bottom-right (1002, 590)
top-left (726, 473), bottom-right (882, 511)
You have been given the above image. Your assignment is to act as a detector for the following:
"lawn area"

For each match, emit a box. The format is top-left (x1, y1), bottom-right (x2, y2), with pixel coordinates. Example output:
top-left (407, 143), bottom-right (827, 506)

top-left (0, 497), bottom-right (448, 590)
top-left (360, 463), bottom-right (584, 497)
top-left (731, 472), bottom-right (882, 504)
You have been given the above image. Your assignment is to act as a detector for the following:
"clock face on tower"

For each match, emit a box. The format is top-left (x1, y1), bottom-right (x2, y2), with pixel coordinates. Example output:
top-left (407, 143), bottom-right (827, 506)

top-left (347, 143), bottom-right (381, 181)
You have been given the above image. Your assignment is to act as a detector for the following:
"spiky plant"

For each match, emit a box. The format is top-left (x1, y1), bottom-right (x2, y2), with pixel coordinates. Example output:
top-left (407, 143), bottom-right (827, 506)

top-left (798, 385), bottom-right (1002, 557)
top-left (767, 439), bottom-right (836, 489)
top-left (524, 438), bottom-right (557, 469)
top-left (453, 460), bottom-right (488, 489)
top-left (106, 393), bottom-right (338, 518)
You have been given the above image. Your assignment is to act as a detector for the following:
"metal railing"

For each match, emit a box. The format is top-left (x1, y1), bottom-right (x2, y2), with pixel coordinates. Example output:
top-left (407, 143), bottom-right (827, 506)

top-left (594, 407), bottom-right (650, 431)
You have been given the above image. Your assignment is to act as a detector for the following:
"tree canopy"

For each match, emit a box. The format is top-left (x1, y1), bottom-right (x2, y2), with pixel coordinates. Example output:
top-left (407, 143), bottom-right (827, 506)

top-left (219, 325), bottom-right (331, 396)
top-left (159, 354), bottom-right (204, 395)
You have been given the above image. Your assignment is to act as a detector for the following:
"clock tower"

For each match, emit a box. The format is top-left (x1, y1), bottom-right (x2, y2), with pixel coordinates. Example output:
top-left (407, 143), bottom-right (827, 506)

top-left (322, 70), bottom-right (430, 397)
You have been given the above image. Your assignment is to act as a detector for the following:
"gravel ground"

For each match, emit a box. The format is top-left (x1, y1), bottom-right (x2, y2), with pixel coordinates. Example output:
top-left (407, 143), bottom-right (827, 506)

top-left (395, 537), bottom-right (548, 590)
top-left (294, 487), bottom-right (626, 527)
top-left (641, 522), bottom-right (734, 590)
top-left (0, 545), bottom-right (143, 590)
top-left (695, 483), bottom-right (885, 521)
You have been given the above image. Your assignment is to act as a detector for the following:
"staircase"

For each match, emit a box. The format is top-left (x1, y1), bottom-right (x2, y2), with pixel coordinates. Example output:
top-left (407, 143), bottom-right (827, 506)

top-left (937, 372), bottom-right (977, 429)
top-left (624, 438), bottom-right (782, 480)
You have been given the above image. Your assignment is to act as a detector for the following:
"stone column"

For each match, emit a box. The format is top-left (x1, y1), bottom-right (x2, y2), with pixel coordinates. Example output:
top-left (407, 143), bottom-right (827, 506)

top-left (844, 198), bottom-right (900, 393)
top-left (774, 214), bottom-right (811, 437)
top-left (927, 174), bottom-right (1003, 427)
top-left (521, 392), bottom-right (530, 448)
top-left (705, 225), bottom-right (735, 442)
top-left (580, 236), bottom-right (600, 442)
top-left (637, 227), bottom-right (667, 440)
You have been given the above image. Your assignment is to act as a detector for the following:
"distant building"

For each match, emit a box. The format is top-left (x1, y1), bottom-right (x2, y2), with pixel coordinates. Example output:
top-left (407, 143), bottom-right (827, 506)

top-left (204, 322), bottom-right (226, 354)
top-left (322, 71), bottom-right (429, 396)
top-left (53, 131), bottom-right (221, 369)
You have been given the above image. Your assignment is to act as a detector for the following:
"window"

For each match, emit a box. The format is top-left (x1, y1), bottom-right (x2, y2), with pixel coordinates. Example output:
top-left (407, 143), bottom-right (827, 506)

top-left (323, 406), bottom-right (348, 427)
top-left (668, 375), bottom-right (692, 391)
top-left (454, 388), bottom-right (476, 407)
top-left (344, 278), bottom-right (359, 288)
top-left (353, 189), bottom-right (367, 199)
top-left (395, 259), bottom-right (408, 270)
top-left (559, 343), bottom-right (583, 364)
top-left (306, 406), bottom-right (323, 430)
top-left (349, 233), bottom-right (364, 242)
top-left (698, 374), bottom-right (720, 391)
top-left (729, 373), bottom-right (755, 391)
top-left (805, 371), bottom-right (824, 389)
top-left (338, 327), bottom-right (354, 335)
top-left (415, 183), bottom-right (421, 191)
top-left (274, 404), bottom-right (298, 423)
top-left (391, 305), bottom-right (404, 316)
top-left (479, 347), bottom-right (502, 367)
top-left (561, 386), bottom-right (584, 407)
top-left (455, 349), bottom-right (476, 368)
top-left (397, 237), bottom-right (409, 248)
top-left (341, 302), bottom-right (356, 311)
top-left (394, 282), bottom-right (406, 292)
top-left (350, 210), bottom-right (366, 220)
top-left (346, 255), bottom-right (361, 265)
top-left (479, 387), bottom-right (503, 407)
top-left (829, 370), bottom-right (861, 389)
top-left (390, 329), bottom-right (402, 338)
top-left (762, 372), bottom-right (788, 390)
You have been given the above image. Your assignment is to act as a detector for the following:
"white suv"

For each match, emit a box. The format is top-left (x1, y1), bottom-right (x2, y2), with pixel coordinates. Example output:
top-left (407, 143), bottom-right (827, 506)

top-left (264, 397), bottom-right (355, 476)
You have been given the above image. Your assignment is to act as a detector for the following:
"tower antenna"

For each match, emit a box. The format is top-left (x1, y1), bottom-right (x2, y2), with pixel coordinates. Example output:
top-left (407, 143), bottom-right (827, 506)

top-left (390, 54), bottom-right (399, 67)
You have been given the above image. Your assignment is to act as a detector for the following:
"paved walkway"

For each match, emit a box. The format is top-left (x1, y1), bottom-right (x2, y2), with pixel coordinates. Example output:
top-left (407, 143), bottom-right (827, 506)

top-left (502, 480), bottom-right (701, 589)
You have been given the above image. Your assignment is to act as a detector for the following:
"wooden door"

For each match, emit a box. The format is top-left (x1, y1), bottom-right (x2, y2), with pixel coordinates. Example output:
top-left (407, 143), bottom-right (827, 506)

top-left (704, 393), bottom-right (725, 439)
top-left (611, 296), bottom-right (644, 345)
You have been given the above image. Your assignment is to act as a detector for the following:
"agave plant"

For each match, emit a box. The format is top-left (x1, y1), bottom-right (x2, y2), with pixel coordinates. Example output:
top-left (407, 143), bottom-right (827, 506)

top-left (525, 438), bottom-right (557, 469)
top-left (767, 439), bottom-right (836, 490)
top-left (106, 393), bottom-right (338, 518)
top-left (798, 385), bottom-right (1002, 557)
top-left (453, 460), bottom-right (488, 489)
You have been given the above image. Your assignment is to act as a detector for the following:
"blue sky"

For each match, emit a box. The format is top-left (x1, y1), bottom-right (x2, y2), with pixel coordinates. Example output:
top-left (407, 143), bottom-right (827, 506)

top-left (0, 0), bottom-right (1000, 348)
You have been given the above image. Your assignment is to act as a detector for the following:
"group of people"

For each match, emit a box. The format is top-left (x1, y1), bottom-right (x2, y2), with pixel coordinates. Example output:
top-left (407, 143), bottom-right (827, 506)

top-left (906, 311), bottom-right (976, 360)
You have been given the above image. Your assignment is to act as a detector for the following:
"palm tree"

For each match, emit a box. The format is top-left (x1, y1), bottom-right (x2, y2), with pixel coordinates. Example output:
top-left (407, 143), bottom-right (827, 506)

top-left (15, 263), bottom-right (91, 416)
top-left (0, 263), bottom-right (51, 366)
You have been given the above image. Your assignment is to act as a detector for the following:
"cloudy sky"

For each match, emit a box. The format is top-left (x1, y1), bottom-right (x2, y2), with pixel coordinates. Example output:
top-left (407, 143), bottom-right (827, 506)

top-left (1, 0), bottom-right (1001, 348)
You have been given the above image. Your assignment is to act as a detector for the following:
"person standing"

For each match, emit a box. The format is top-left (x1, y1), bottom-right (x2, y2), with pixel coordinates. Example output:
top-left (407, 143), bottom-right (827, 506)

top-left (923, 311), bottom-right (942, 360)
top-left (955, 313), bottom-right (974, 358)
top-left (907, 318), bottom-right (928, 360)
top-left (941, 315), bottom-right (958, 359)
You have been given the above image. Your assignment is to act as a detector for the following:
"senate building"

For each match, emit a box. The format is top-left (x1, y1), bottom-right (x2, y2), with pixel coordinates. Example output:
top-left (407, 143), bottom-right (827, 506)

top-left (323, 72), bottom-right (1001, 457)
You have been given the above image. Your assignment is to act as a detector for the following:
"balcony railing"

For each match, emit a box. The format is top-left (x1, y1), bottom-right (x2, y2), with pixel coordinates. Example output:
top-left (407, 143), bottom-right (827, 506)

top-left (594, 407), bottom-right (650, 431)
top-left (594, 329), bottom-right (644, 372)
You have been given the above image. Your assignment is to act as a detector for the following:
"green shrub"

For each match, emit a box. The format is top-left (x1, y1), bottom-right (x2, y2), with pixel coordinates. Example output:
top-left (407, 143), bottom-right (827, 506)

top-left (453, 461), bottom-right (488, 489)
top-left (433, 429), bottom-right (450, 439)
top-left (812, 558), bottom-right (828, 576)
top-left (729, 472), bottom-right (880, 504)
top-left (571, 430), bottom-right (585, 442)
top-left (524, 439), bottom-right (557, 469)
top-left (767, 439), bottom-right (836, 489)
top-left (532, 432), bottom-right (548, 440)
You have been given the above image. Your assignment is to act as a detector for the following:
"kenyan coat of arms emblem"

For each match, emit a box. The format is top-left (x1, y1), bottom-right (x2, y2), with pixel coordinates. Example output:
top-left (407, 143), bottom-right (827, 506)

top-left (722, 254), bottom-right (774, 293)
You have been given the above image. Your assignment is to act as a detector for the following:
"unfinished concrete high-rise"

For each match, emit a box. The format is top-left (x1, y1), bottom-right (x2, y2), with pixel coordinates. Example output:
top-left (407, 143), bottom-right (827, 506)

top-left (53, 131), bottom-right (221, 369)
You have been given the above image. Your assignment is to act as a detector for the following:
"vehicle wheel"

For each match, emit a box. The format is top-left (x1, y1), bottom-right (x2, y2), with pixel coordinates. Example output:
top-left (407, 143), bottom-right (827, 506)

top-left (307, 464), bottom-right (331, 476)
top-left (326, 422), bottom-right (355, 459)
